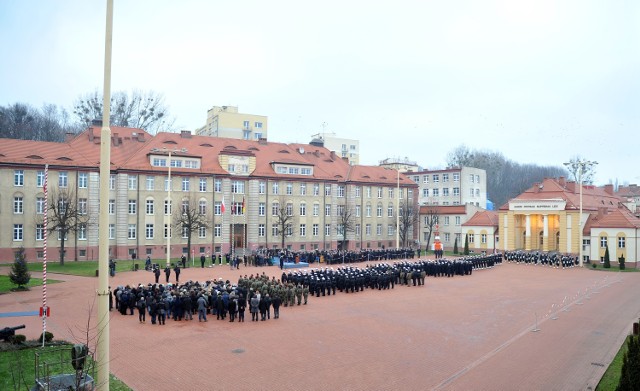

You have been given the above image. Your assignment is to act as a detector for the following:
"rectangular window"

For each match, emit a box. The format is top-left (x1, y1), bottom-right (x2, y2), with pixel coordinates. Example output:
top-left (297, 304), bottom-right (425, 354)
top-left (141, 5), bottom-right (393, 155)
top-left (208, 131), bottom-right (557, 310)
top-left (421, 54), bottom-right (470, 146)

top-left (618, 237), bottom-right (626, 248)
top-left (214, 201), bottom-right (222, 215)
top-left (423, 175), bottom-right (429, 184)
top-left (366, 224), bottom-right (371, 236)
top-left (164, 224), bottom-right (171, 239)
top-left (356, 205), bottom-right (361, 217)
top-left (475, 189), bottom-right (480, 197)
top-left (377, 205), bottom-right (382, 217)
top-left (198, 178), bottom-right (207, 192)
top-left (146, 176), bottom-right (155, 190)
top-left (109, 174), bottom-right (116, 190)
top-left (453, 173), bottom-right (460, 182)
top-left (214, 179), bottom-right (222, 192)
top-left (214, 224), bottom-right (222, 237)
top-left (325, 224), bottom-right (331, 236)
top-left (78, 224), bottom-right (87, 240)
top-left (300, 224), bottom-right (306, 237)
top-left (453, 187), bottom-right (460, 196)
top-left (377, 187), bottom-right (383, 198)
top-left (128, 224), bottom-right (136, 239)
top-left (388, 188), bottom-right (394, 199)
top-left (199, 200), bottom-right (206, 215)
top-left (109, 224), bottom-right (115, 239)
top-left (376, 224), bottom-right (382, 236)
top-left (468, 234), bottom-right (475, 243)
top-left (59, 171), bottom-right (68, 187)
top-left (146, 199), bottom-right (154, 214)
top-left (444, 216), bottom-right (450, 226)
top-left (366, 205), bottom-right (371, 217)
top-left (433, 174), bottom-right (439, 183)
top-left (259, 202), bottom-right (266, 216)
top-left (36, 224), bottom-right (44, 240)
top-left (78, 172), bottom-right (88, 188)
top-left (198, 225), bottom-right (206, 238)
top-left (259, 181), bottom-right (266, 194)
top-left (455, 216), bottom-right (461, 226)
top-left (470, 188), bottom-right (475, 197)
top-left (387, 205), bottom-right (393, 217)
top-left (443, 188), bottom-right (449, 196)
top-left (232, 180), bottom-right (245, 194)
top-left (313, 183), bottom-right (320, 196)
top-left (444, 233), bottom-right (450, 242)
top-left (300, 203), bottom-right (306, 216)
top-left (128, 175), bottom-right (137, 190)
top-left (470, 174), bottom-right (475, 183)
top-left (600, 236), bottom-right (607, 248)
top-left (387, 225), bottom-right (394, 236)
top-left (313, 224), bottom-right (319, 236)
top-left (366, 187), bottom-right (371, 198)
top-left (165, 200), bottom-right (172, 215)
top-left (258, 224), bottom-right (265, 237)
top-left (313, 204), bottom-right (319, 216)
top-left (128, 200), bottom-right (137, 214)
top-left (14, 197), bottom-right (23, 214)
top-left (433, 188), bottom-right (439, 197)
top-left (37, 171), bottom-right (45, 187)
top-left (13, 224), bottom-right (23, 241)
top-left (146, 224), bottom-right (154, 239)
top-left (481, 234), bottom-right (487, 244)
top-left (78, 198), bottom-right (87, 215)
top-left (325, 204), bottom-right (331, 217)
top-left (272, 202), bottom-right (279, 216)
top-left (442, 173), bottom-right (449, 183)
top-left (423, 189), bottom-right (428, 197)
top-left (286, 203), bottom-right (293, 216)
top-left (355, 186), bottom-right (361, 198)
top-left (325, 185), bottom-right (332, 196)
top-left (355, 224), bottom-right (361, 235)
top-left (272, 182), bottom-right (279, 195)
top-left (338, 185), bottom-right (345, 197)
top-left (286, 182), bottom-right (293, 195)
top-left (182, 178), bottom-right (190, 192)
top-left (272, 224), bottom-right (279, 237)
top-left (300, 183), bottom-right (306, 195)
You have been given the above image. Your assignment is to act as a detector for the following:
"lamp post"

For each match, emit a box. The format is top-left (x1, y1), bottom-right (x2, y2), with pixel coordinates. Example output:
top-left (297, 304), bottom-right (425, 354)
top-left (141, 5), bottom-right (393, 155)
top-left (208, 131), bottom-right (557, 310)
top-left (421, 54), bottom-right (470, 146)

top-left (396, 168), bottom-right (400, 249)
top-left (564, 159), bottom-right (598, 267)
top-left (152, 147), bottom-right (187, 267)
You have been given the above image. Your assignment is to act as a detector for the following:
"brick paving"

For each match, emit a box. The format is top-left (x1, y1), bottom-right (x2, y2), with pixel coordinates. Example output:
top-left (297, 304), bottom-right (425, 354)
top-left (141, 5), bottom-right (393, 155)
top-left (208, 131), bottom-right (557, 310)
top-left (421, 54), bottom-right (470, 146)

top-left (2, 261), bottom-right (640, 390)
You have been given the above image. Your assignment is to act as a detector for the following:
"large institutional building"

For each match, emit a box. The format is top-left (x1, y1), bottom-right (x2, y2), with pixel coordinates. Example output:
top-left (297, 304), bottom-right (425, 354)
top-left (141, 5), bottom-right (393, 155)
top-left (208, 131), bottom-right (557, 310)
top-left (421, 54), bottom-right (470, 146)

top-left (409, 167), bottom-right (487, 208)
top-left (460, 177), bottom-right (640, 265)
top-left (195, 105), bottom-right (268, 141)
top-left (0, 125), bottom-right (418, 263)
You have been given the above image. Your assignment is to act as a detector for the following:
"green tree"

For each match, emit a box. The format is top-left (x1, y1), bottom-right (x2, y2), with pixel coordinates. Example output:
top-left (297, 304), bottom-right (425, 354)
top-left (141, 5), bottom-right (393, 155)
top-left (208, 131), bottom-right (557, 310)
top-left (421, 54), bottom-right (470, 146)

top-left (9, 247), bottom-right (31, 289)
top-left (603, 244), bottom-right (611, 268)
top-left (463, 234), bottom-right (469, 255)
top-left (619, 255), bottom-right (626, 270)
top-left (453, 237), bottom-right (459, 255)
top-left (617, 335), bottom-right (640, 390)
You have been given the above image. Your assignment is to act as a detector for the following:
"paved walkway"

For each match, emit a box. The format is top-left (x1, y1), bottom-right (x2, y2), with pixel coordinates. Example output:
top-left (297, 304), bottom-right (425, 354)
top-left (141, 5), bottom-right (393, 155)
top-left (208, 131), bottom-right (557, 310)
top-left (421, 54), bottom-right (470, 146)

top-left (1, 261), bottom-right (639, 390)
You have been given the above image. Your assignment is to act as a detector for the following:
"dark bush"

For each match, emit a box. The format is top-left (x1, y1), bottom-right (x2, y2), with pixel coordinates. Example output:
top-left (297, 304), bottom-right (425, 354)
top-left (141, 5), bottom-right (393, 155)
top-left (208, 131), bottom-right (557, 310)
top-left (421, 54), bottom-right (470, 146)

top-left (10, 334), bottom-right (26, 344)
top-left (39, 331), bottom-right (54, 343)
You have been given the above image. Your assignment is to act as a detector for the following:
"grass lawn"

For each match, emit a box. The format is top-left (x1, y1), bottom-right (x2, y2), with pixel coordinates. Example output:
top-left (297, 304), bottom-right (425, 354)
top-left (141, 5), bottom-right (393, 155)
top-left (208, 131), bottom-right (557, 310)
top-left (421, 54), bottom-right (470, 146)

top-left (0, 342), bottom-right (131, 391)
top-left (0, 258), bottom-right (177, 277)
top-left (0, 276), bottom-right (62, 295)
top-left (588, 264), bottom-right (639, 272)
top-left (596, 335), bottom-right (630, 390)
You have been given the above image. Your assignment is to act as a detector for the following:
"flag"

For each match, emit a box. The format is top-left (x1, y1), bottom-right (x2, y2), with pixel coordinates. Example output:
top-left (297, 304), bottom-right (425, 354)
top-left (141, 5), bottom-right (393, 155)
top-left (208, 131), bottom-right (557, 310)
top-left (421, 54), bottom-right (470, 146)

top-left (221, 196), bottom-right (226, 214)
top-left (242, 197), bottom-right (246, 215)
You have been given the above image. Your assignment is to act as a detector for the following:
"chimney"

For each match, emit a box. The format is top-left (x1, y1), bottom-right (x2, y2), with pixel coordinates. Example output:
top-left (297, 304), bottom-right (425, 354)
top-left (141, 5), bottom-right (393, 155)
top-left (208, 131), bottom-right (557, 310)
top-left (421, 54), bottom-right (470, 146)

top-left (558, 176), bottom-right (566, 187)
top-left (604, 184), bottom-right (614, 195)
top-left (258, 137), bottom-right (267, 145)
top-left (566, 181), bottom-right (576, 193)
top-left (313, 150), bottom-right (320, 157)
top-left (112, 133), bottom-right (120, 146)
top-left (137, 133), bottom-right (145, 142)
top-left (330, 151), bottom-right (336, 160)
top-left (64, 132), bottom-right (75, 142)
top-left (180, 130), bottom-right (192, 138)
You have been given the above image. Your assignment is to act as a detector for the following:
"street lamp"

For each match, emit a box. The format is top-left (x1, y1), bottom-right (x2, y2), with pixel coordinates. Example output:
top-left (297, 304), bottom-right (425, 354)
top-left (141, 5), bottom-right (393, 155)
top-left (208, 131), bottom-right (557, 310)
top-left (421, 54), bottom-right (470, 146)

top-left (563, 159), bottom-right (598, 267)
top-left (151, 147), bottom-right (187, 267)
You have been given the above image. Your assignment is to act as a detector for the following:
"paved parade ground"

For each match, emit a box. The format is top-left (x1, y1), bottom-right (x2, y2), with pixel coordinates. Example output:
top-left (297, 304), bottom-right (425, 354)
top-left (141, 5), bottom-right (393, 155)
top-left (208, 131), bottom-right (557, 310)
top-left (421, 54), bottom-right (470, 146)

top-left (2, 260), bottom-right (640, 390)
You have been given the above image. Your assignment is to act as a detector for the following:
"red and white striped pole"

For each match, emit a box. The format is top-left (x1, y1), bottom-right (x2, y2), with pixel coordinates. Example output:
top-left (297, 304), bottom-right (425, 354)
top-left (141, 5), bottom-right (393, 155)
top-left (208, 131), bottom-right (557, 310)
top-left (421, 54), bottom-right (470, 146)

top-left (42, 164), bottom-right (49, 347)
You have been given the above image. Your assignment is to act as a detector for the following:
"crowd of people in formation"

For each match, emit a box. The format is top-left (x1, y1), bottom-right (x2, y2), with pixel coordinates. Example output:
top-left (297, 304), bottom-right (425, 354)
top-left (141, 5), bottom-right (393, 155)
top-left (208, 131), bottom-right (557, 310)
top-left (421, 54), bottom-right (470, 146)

top-left (504, 250), bottom-right (579, 269)
top-left (107, 252), bottom-right (504, 326)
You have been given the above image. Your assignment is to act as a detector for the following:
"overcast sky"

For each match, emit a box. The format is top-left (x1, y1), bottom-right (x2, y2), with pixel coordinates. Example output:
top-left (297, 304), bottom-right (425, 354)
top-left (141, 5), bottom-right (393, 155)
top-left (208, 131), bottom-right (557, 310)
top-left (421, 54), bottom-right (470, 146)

top-left (1, 1), bottom-right (638, 185)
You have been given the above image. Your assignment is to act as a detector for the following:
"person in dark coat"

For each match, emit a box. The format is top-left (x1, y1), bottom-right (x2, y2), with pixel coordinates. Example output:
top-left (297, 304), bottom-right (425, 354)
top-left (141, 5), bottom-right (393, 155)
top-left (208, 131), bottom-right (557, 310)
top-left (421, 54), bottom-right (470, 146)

top-left (200, 254), bottom-right (206, 268)
top-left (272, 294), bottom-right (281, 319)
top-left (173, 264), bottom-right (181, 283)
top-left (250, 294), bottom-right (260, 322)
top-left (259, 296), bottom-right (268, 321)
top-left (237, 295), bottom-right (246, 322)
top-left (154, 267), bottom-right (160, 283)
top-left (164, 266), bottom-right (171, 283)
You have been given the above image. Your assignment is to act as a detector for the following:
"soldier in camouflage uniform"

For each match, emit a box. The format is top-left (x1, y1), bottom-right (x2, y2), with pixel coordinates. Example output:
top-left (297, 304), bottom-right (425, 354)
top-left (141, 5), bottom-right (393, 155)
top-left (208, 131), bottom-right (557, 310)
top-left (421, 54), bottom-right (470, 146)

top-left (295, 284), bottom-right (303, 305)
top-left (302, 284), bottom-right (309, 305)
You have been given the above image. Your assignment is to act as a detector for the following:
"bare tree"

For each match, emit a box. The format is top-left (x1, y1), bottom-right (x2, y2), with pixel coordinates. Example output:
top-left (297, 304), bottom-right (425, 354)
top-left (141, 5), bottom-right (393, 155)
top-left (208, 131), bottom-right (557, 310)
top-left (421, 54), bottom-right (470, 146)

top-left (73, 90), bottom-right (175, 134)
top-left (421, 208), bottom-right (439, 253)
top-left (564, 155), bottom-right (597, 185)
top-left (173, 194), bottom-right (212, 261)
top-left (45, 187), bottom-right (90, 265)
top-left (336, 203), bottom-right (357, 250)
top-left (398, 200), bottom-right (420, 248)
top-left (272, 196), bottom-right (296, 250)
top-left (0, 103), bottom-right (79, 142)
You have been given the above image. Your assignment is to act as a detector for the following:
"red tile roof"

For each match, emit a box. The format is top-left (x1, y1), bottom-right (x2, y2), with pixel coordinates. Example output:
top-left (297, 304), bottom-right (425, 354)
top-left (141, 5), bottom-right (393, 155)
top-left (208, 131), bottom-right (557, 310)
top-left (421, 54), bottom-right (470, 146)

top-left (462, 211), bottom-right (499, 227)
top-left (498, 177), bottom-right (623, 212)
top-left (585, 205), bottom-right (640, 231)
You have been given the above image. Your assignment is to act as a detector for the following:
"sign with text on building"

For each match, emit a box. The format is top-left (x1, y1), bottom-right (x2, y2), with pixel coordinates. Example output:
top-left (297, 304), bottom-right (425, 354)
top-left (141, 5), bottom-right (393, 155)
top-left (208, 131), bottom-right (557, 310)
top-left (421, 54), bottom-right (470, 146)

top-left (509, 199), bottom-right (566, 211)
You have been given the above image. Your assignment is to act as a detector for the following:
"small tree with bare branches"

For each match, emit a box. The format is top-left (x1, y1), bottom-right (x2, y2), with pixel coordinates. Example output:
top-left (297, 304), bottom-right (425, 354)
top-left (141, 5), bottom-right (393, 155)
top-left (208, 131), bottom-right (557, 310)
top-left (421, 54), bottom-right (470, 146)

top-left (422, 208), bottom-right (439, 253)
top-left (173, 194), bottom-right (212, 262)
top-left (398, 200), bottom-right (420, 248)
top-left (336, 203), bottom-right (357, 250)
top-left (45, 187), bottom-right (90, 265)
top-left (272, 196), bottom-right (296, 250)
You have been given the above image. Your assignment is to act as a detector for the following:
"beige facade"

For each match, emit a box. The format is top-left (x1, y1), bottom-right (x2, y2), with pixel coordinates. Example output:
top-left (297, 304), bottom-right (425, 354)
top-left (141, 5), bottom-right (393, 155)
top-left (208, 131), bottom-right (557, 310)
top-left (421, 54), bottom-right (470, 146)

top-left (311, 133), bottom-right (360, 165)
top-left (195, 105), bottom-right (268, 141)
top-left (410, 167), bottom-right (487, 208)
top-left (0, 127), bottom-right (417, 263)
top-left (419, 204), bottom-right (484, 252)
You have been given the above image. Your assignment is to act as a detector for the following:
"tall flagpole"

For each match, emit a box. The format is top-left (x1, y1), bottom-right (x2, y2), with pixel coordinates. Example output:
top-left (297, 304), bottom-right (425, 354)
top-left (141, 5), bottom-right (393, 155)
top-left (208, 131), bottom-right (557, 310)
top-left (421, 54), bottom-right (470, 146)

top-left (97, 0), bottom-right (114, 389)
top-left (396, 168), bottom-right (400, 250)
top-left (231, 193), bottom-right (235, 268)
top-left (41, 165), bottom-right (49, 347)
